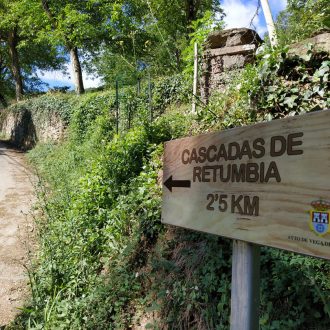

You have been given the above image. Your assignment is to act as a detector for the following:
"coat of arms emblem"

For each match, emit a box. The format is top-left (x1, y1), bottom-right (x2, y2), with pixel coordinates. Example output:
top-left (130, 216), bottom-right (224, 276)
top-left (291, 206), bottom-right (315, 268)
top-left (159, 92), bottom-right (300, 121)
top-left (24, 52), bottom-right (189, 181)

top-left (309, 200), bottom-right (330, 236)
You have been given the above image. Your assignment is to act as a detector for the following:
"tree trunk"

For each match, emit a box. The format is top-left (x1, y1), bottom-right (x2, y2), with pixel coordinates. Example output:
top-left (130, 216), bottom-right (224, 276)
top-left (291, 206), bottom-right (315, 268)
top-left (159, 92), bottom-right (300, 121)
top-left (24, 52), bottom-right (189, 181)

top-left (185, 0), bottom-right (199, 29)
top-left (8, 29), bottom-right (23, 101)
top-left (70, 47), bottom-right (85, 95)
top-left (175, 49), bottom-right (181, 70)
top-left (0, 93), bottom-right (7, 107)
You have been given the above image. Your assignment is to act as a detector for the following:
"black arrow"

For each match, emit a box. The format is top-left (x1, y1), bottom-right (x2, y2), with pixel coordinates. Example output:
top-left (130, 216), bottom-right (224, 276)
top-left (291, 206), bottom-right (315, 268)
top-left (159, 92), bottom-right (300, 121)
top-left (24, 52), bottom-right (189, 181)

top-left (164, 175), bottom-right (191, 192)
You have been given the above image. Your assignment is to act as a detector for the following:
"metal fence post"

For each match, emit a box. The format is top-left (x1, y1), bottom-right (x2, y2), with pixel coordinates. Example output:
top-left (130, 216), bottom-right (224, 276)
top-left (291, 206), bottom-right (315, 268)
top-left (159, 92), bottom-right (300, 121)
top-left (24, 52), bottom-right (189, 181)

top-left (137, 77), bottom-right (141, 96)
top-left (115, 79), bottom-right (119, 134)
top-left (230, 240), bottom-right (260, 330)
top-left (148, 72), bottom-right (152, 122)
top-left (128, 104), bottom-right (131, 129)
top-left (192, 42), bottom-right (198, 114)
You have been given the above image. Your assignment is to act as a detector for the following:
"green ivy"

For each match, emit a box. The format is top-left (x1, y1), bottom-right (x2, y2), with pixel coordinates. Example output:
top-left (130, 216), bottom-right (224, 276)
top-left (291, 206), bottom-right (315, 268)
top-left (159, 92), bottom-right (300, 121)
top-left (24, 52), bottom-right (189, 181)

top-left (10, 45), bottom-right (330, 330)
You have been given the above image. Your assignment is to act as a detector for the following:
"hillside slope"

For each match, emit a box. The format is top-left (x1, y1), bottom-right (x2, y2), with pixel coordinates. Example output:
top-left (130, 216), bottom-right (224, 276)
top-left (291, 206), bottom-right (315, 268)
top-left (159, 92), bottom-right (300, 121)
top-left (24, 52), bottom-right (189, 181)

top-left (3, 46), bottom-right (330, 329)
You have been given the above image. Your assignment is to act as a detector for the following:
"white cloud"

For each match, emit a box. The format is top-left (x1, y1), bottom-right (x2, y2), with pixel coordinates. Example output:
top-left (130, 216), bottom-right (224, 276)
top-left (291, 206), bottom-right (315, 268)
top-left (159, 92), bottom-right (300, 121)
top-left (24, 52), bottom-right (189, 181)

top-left (37, 67), bottom-right (72, 86)
top-left (222, 0), bottom-right (268, 36)
top-left (269, 0), bottom-right (287, 13)
top-left (82, 70), bottom-right (102, 89)
top-left (37, 62), bottom-right (102, 90)
top-left (221, 0), bottom-right (288, 38)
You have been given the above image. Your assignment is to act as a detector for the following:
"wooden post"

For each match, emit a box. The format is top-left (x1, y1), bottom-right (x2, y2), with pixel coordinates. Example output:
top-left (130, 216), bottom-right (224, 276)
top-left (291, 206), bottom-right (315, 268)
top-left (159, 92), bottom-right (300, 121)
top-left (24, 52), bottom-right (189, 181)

top-left (192, 42), bottom-right (198, 114)
top-left (260, 0), bottom-right (278, 47)
top-left (230, 240), bottom-right (260, 330)
top-left (148, 72), bottom-right (152, 122)
top-left (115, 79), bottom-right (119, 134)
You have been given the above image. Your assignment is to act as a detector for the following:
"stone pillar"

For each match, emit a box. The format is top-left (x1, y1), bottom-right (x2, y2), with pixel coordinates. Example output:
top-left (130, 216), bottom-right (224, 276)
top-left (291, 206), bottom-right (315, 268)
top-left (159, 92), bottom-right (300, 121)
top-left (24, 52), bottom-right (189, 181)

top-left (201, 28), bottom-right (262, 103)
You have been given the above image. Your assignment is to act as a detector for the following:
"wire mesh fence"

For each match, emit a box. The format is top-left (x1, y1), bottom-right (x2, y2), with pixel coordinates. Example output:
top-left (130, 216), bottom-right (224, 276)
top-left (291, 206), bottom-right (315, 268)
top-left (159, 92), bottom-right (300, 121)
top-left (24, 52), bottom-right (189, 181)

top-left (110, 73), bottom-right (191, 134)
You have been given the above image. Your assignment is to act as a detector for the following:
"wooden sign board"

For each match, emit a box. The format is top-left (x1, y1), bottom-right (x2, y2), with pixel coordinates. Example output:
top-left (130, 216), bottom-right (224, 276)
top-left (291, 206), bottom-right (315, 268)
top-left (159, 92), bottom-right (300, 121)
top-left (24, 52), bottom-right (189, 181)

top-left (162, 110), bottom-right (330, 260)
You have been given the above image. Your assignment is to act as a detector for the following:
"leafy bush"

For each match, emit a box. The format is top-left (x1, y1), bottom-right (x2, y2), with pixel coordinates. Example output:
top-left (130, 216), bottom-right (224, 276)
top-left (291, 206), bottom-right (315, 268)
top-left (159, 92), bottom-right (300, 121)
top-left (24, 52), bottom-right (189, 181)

top-left (14, 86), bottom-right (191, 329)
top-left (276, 0), bottom-right (330, 45)
top-left (259, 248), bottom-right (330, 329)
top-left (12, 46), bottom-right (330, 330)
top-left (249, 46), bottom-right (330, 118)
top-left (197, 46), bottom-right (329, 133)
top-left (9, 93), bottom-right (74, 124)
top-left (69, 91), bottom-right (116, 141)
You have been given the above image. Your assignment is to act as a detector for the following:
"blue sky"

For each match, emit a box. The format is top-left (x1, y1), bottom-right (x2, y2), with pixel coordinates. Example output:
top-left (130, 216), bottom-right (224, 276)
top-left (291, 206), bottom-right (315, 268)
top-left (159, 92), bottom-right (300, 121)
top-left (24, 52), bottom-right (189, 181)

top-left (37, 66), bottom-right (101, 91)
top-left (39, 0), bottom-right (287, 90)
top-left (222, 0), bottom-right (287, 35)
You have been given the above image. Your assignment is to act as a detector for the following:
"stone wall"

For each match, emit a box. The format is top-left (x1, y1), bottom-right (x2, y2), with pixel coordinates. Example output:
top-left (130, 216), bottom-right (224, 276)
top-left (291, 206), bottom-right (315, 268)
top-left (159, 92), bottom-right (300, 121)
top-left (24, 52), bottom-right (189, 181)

top-left (288, 31), bottom-right (330, 57)
top-left (201, 28), bottom-right (262, 103)
top-left (0, 106), bottom-right (65, 150)
top-left (200, 29), bottom-right (330, 104)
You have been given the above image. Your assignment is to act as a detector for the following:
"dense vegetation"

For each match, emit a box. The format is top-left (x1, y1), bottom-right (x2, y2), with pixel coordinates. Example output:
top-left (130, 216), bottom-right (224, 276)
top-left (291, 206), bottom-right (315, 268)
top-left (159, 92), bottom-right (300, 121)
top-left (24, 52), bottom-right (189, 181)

top-left (0, 0), bottom-right (329, 105)
top-left (4, 43), bottom-right (329, 329)
top-left (276, 0), bottom-right (329, 46)
top-left (0, 0), bottom-right (223, 103)
top-left (0, 0), bottom-right (329, 329)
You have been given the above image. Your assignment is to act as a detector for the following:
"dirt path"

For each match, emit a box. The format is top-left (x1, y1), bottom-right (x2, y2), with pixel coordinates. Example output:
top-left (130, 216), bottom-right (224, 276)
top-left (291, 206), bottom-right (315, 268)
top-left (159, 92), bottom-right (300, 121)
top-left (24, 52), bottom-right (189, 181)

top-left (0, 142), bottom-right (35, 327)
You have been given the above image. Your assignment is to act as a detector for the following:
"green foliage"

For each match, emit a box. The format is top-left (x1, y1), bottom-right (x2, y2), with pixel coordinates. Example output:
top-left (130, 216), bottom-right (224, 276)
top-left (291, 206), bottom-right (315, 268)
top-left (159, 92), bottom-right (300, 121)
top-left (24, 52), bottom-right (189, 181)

top-left (0, 36), bottom-right (14, 106)
top-left (249, 46), bottom-right (330, 119)
top-left (89, 0), bottom-right (152, 84)
top-left (93, 73), bottom-right (190, 134)
top-left (14, 93), bottom-right (74, 123)
top-left (11, 85), bottom-right (191, 329)
top-left (23, 128), bottom-right (157, 328)
top-left (183, 10), bottom-right (224, 79)
top-left (151, 74), bottom-right (191, 113)
top-left (259, 249), bottom-right (330, 329)
top-left (149, 231), bottom-right (232, 329)
top-left (0, 0), bottom-right (64, 101)
top-left (92, 0), bottom-right (225, 83)
top-left (197, 46), bottom-right (330, 133)
top-left (69, 91), bottom-right (116, 140)
top-left (10, 42), bottom-right (330, 330)
top-left (36, 0), bottom-right (104, 50)
top-left (276, 0), bottom-right (330, 45)
top-left (0, 0), bottom-right (226, 98)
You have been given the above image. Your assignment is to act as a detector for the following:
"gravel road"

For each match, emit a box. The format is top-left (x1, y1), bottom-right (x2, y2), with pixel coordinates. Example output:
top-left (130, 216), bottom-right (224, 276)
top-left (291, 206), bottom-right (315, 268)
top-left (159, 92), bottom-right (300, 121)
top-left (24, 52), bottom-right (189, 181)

top-left (0, 142), bottom-right (35, 327)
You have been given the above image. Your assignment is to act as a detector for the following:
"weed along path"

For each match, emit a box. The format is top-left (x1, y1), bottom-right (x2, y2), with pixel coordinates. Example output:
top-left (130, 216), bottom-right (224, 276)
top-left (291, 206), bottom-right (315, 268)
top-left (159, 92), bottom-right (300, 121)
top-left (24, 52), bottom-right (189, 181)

top-left (0, 142), bottom-right (35, 327)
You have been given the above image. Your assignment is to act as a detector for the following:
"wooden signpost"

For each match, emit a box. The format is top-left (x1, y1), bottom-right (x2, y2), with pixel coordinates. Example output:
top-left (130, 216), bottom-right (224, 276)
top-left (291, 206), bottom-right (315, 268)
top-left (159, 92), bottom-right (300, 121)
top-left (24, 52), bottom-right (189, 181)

top-left (161, 110), bottom-right (330, 329)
